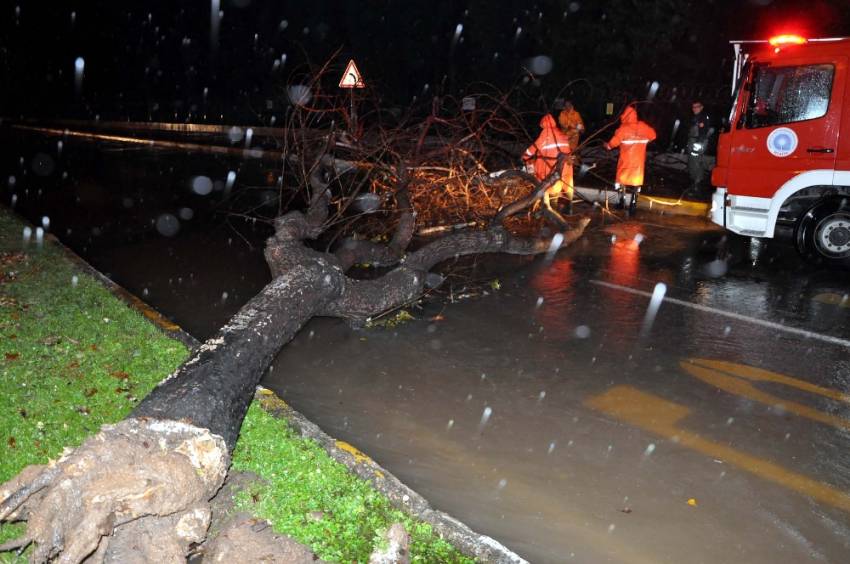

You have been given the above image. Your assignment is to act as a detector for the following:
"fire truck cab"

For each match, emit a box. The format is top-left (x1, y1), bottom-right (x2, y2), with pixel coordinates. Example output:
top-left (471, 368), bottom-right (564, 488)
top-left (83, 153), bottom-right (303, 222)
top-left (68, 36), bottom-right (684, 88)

top-left (711, 35), bottom-right (850, 264)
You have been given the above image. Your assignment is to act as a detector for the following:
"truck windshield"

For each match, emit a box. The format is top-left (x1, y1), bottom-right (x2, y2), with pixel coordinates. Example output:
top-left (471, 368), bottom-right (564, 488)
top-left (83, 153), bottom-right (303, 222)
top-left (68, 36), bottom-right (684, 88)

top-left (743, 63), bottom-right (834, 128)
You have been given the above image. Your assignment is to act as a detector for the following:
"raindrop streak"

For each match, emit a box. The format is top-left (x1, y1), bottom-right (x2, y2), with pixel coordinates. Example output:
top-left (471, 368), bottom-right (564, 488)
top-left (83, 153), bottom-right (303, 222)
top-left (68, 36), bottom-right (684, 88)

top-left (22, 226), bottom-right (31, 245)
top-left (71, 275), bottom-right (78, 287)
top-left (227, 126), bottom-right (244, 144)
top-left (478, 406), bottom-right (493, 431)
top-left (647, 81), bottom-right (660, 100)
top-left (225, 170), bottom-right (236, 193)
top-left (451, 23), bottom-right (463, 47)
top-left (41, 216), bottom-right (50, 230)
top-left (640, 282), bottom-right (667, 338)
top-left (643, 443), bottom-right (656, 457)
top-left (547, 441), bottom-right (556, 454)
top-left (671, 118), bottom-right (681, 140)
top-left (245, 128), bottom-right (254, 148)
top-left (74, 57), bottom-right (85, 94)
top-left (545, 233), bottom-right (564, 260)
top-left (35, 227), bottom-right (44, 247)
top-left (287, 84), bottom-right (312, 107)
top-left (210, 0), bottom-right (221, 55)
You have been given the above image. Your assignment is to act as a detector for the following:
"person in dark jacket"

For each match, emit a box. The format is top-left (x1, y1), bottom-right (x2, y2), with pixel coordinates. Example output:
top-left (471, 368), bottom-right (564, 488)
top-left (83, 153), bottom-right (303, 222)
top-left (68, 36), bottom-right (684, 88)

top-left (686, 100), bottom-right (717, 196)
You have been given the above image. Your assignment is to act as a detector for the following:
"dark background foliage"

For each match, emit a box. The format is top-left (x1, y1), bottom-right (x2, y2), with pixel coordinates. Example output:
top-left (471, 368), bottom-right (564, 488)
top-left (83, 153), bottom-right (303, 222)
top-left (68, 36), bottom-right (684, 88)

top-left (1, 0), bottom-right (847, 132)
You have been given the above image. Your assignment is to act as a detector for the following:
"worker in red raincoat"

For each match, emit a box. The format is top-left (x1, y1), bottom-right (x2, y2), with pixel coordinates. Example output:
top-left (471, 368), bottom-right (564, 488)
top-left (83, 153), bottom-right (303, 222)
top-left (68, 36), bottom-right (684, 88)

top-left (523, 114), bottom-right (574, 211)
top-left (605, 105), bottom-right (656, 213)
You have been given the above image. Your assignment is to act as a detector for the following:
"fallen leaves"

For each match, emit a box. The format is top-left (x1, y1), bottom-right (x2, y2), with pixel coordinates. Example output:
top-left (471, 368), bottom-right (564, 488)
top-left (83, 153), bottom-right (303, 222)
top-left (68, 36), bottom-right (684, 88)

top-left (5, 351), bottom-right (20, 361)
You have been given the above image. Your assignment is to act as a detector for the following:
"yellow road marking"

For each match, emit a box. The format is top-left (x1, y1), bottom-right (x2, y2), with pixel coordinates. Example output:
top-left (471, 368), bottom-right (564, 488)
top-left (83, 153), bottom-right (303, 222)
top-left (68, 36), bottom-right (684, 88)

top-left (681, 359), bottom-right (850, 431)
top-left (686, 358), bottom-right (850, 403)
top-left (814, 292), bottom-right (850, 308)
top-left (585, 385), bottom-right (850, 513)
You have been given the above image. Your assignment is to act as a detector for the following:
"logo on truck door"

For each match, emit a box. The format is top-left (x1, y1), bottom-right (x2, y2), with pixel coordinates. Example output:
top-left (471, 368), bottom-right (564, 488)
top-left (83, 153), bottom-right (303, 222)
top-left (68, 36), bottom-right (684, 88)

top-left (766, 127), bottom-right (798, 157)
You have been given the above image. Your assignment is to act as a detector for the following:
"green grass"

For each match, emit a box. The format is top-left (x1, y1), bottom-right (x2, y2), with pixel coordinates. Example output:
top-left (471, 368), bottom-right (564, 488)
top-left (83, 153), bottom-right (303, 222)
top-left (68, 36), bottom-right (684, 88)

top-left (0, 208), bottom-right (476, 562)
top-left (233, 402), bottom-right (474, 563)
top-left (0, 210), bottom-right (189, 554)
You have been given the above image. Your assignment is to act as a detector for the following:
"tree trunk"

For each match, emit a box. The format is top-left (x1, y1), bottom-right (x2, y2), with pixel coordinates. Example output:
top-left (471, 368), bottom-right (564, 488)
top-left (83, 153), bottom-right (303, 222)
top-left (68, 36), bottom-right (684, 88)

top-left (0, 159), bottom-right (588, 562)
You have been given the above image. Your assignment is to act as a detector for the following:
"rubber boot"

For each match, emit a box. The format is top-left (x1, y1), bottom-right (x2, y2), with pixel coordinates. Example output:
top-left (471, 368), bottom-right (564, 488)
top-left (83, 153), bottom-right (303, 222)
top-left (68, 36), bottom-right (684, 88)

top-left (629, 187), bottom-right (640, 215)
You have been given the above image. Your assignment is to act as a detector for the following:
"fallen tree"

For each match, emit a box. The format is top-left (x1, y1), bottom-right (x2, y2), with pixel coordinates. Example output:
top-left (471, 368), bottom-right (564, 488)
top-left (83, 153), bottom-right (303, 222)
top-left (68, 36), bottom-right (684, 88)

top-left (1, 71), bottom-right (591, 562)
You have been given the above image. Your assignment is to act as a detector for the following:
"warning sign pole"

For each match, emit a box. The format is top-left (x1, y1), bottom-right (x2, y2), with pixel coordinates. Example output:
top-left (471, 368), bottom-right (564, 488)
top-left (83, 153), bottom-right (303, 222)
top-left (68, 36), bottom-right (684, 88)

top-left (350, 90), bottom-right (357, 135)
top-left (339, 59), bottom-right (366, 136)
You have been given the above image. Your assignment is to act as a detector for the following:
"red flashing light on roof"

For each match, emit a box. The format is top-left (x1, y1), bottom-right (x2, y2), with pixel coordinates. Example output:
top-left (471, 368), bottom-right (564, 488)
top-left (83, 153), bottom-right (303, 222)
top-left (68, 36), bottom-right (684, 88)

top-left (768, 34), bottom-right (807, 46)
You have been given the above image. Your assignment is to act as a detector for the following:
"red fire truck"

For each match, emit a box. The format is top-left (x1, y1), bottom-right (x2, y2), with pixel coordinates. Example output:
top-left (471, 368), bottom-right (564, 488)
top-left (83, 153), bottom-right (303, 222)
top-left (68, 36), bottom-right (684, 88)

top-left (711, 35), bottom-right (850, 265)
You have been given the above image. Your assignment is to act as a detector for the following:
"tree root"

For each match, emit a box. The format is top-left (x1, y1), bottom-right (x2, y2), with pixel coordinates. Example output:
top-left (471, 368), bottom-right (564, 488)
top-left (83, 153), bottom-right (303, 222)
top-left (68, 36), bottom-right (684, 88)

top-left (201, 512), bottom-right (321, 563)
top-left (0, 418), bottom-right (228, 563)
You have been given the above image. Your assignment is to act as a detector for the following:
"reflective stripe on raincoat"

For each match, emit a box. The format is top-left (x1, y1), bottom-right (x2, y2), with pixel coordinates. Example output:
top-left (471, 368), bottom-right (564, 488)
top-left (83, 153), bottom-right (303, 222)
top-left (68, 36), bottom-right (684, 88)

top-left (607, 106), bottom-right (656, 186)
top-left (523, 114), bottom-right (573, 190)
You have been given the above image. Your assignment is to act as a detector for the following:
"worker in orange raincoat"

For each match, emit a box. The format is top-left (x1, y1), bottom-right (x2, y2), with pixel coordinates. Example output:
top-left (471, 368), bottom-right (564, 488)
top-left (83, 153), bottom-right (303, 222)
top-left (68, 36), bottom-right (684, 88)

top-left (605, 105), bottom-right (656, 213)
top-left (557, 101), bottom-right (585, 153)
top-left (523, 114), bottom-right (573, 211)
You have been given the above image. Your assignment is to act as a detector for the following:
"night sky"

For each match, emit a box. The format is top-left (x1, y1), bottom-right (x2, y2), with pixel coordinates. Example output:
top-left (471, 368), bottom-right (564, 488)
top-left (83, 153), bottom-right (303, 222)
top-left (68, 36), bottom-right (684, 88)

top-left (1, 0), bottom-right (848, 125)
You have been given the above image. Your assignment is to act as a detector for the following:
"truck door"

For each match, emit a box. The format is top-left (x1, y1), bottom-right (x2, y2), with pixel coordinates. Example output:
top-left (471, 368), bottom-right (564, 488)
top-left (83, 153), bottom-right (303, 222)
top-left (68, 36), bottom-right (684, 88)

top-left (725, 57), bottom-right (845, 199)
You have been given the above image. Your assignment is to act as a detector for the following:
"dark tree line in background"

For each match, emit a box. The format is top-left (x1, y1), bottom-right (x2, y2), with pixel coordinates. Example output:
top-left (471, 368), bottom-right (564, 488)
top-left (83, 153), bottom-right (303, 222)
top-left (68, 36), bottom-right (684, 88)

top-left (0, 0), bottom-right (848, 125)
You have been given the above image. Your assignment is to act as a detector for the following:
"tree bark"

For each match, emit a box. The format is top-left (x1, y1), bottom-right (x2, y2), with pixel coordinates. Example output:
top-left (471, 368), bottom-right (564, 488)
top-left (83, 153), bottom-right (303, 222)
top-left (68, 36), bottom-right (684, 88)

top-left (0, 156), bottom-right (589, 562)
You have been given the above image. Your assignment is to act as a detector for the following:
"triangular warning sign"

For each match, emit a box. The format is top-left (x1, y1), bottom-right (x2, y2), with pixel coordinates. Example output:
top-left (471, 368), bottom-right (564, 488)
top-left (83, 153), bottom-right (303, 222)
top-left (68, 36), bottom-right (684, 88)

top-left (339, 59), bottom-right (366, 89)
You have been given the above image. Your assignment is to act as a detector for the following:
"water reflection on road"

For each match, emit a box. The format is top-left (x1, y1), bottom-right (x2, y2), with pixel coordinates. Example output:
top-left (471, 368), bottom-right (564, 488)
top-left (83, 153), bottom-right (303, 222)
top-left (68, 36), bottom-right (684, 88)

top-left (269, 216), bottom-right (850, 564)
top-left (4, 129), bottom-right (850, 562)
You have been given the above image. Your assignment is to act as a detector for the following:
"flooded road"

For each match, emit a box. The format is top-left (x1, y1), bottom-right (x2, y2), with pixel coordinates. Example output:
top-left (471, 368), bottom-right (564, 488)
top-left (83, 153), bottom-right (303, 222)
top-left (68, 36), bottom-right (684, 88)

top-left (4, 125), bottom-right (850, 562)
top-left (268, 218), bottom-right (850, 563)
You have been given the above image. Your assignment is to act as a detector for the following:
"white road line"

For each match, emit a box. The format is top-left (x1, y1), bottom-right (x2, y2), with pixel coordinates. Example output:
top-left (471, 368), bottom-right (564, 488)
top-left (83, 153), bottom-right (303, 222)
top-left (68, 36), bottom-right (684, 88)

top-left (590, 279), bottom-right (850, 349)
top-left (12, 125), bottom-right (280, 158)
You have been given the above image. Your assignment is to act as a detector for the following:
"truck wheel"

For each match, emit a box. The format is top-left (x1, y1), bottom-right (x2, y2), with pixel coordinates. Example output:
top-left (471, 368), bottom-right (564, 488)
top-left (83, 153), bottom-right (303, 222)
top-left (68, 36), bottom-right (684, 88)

top-left (795, 197), bottom-right (850, 265)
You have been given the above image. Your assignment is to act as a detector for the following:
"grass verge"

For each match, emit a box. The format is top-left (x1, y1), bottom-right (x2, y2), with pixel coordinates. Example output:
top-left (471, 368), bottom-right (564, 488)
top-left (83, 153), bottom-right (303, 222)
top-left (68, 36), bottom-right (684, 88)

top-left (0, 208), bottom-right (472, 562)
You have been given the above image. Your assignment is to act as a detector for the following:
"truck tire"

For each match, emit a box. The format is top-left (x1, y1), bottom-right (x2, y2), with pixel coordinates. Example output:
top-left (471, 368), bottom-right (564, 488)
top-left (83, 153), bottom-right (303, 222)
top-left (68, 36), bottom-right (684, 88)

top-left (794, 197), bottom-right (850, 266)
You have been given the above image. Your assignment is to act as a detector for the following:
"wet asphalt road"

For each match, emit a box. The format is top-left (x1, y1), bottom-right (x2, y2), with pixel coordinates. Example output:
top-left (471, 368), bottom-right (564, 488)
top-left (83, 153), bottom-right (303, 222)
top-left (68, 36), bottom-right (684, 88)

top-left (4, 127), bottom-right (850, 562)
top-left (268, 216), bottom-right (850, 563)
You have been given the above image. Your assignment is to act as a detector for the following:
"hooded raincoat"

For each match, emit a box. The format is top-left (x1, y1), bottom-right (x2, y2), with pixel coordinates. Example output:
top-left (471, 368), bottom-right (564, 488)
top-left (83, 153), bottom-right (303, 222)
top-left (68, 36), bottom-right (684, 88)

top-left (523, 114), bottom-right (573, 195)
top-left (607, 106), bottom-right (656, 187)
top-left (557, 107), bottom-right (585, 152)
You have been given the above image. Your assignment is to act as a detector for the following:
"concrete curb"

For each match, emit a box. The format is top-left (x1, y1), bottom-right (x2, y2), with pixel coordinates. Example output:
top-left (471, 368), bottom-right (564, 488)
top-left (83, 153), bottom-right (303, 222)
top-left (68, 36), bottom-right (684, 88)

top-left (1, 205), bottom-right (199, 350)
top-left (255, 389), bottom-right (528, 564)
top-left (4, 207), bottom-right (524, 562)
top-left (44, 231), bottom-right (200, 351)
